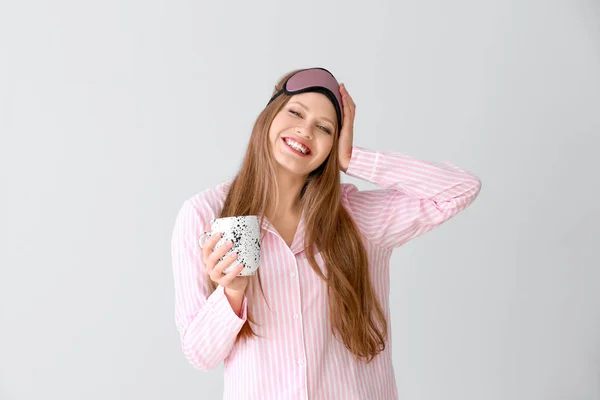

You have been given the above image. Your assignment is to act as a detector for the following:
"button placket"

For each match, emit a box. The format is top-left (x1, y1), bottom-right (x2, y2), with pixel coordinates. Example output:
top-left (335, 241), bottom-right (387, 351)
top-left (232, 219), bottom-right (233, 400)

top-left (291, 257), bottom-right (308, 374)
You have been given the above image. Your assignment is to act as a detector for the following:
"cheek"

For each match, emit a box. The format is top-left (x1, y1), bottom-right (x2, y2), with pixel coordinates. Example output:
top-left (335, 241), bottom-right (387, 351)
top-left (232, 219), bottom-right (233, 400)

top-left (269, 117), bottom-right (286, 138)
top-left (324, 138), bottom-right (334, 153)
top-left (269, 122), bottom-right (281, 140)
top-left (317, 140), bottom-right (334, 161)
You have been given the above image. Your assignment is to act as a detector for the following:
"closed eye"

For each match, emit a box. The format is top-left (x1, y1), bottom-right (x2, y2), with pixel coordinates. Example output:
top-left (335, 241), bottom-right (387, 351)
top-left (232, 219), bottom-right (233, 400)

top-left (288, 109), bottom-right (332, 134)
top-left (318, 125), bottom-right (331, 134)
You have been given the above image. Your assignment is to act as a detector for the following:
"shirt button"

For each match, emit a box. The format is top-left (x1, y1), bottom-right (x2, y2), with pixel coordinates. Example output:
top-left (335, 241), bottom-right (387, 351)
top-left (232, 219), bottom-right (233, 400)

top-left (290, 272), bottom-right (296, 278)
top-left (293, 314), bottom-right (299, 319)
top-left (298, 359), bottom-right (305, 366)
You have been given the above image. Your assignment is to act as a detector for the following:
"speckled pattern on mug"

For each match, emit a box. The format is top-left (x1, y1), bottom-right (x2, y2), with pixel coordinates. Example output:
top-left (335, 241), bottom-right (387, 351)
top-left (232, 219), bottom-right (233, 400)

top-left (208, 216), bottom-right (261, 276)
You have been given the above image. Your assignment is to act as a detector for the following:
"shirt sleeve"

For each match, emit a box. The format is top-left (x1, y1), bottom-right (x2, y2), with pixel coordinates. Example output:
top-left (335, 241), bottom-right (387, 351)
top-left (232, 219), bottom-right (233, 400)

top-left (171, 199), bottom-right (248, 371)
top-left (342, 146), bottom-right (482, 250)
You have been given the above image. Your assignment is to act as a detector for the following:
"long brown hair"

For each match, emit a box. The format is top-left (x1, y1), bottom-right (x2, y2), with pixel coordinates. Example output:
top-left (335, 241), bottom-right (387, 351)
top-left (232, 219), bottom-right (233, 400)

top-left (206, 69), bottom-right (387, 363)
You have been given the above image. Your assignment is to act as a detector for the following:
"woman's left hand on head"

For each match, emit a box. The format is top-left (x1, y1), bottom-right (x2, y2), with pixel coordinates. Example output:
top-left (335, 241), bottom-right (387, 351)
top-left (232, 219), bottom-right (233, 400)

top-left (338, 83), bottom-right (355, 173)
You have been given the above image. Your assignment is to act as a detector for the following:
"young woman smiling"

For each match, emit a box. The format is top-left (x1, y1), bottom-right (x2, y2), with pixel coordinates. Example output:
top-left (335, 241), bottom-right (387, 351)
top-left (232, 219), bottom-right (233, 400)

top-left (171, 67), bottom-right (482, 399)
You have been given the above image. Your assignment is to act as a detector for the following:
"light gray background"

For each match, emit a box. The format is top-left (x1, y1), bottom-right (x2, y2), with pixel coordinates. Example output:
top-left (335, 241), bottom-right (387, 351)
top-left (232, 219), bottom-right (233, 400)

top-left (1, 0), bottom-right (599, 399)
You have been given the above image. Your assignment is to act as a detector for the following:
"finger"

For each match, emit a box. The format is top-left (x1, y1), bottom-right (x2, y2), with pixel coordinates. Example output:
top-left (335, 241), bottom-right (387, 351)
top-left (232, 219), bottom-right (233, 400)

top-left (209, 250), bottom-right (238, 281)
top-left (340, 84), bottom-right (355, 109)
top-left (346, 93), bottom-right (355, 110)
top-left (343, 101), bottom-right (355, 124)
top-left (202, 234), bottom-right (224, 275)
top-left (218, 263), bottom-right (245, 287)
top-left (341, 92), bottom-right (355, 116)
top-left (201, 232), bottom-right (221, 259)
top-left (208, 239), bottom-right (234, 266)
top-left (339, 83), bottom-right (351, 98)
top-left (211, 251), bottom-right (239, 279)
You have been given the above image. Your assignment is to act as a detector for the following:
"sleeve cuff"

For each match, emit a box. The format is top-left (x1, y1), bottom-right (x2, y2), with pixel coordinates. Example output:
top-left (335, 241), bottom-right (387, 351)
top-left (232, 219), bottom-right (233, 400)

top-left (206, 285), bottom-right (247, 332)
top-left (345, 146), bottom-right (379, 182)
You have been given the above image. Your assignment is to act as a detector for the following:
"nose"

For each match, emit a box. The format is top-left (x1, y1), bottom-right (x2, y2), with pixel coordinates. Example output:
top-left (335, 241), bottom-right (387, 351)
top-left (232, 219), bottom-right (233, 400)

top-left (295, 124), bottom-right (313, 140)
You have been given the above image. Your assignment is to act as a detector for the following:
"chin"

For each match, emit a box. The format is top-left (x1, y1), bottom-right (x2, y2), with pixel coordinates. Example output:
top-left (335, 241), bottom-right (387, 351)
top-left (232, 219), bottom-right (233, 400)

top-left (276, 161), bottom-right (309, 176)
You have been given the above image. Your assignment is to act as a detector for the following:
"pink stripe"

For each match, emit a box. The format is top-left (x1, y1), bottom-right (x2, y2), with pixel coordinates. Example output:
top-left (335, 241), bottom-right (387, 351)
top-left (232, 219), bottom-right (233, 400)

top-left (171, 146), bottom-right (481, 398)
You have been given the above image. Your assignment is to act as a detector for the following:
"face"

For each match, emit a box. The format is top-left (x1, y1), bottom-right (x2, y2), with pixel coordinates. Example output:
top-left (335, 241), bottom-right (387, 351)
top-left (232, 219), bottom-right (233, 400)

top-left (268, 92), bottom-right (337, 177)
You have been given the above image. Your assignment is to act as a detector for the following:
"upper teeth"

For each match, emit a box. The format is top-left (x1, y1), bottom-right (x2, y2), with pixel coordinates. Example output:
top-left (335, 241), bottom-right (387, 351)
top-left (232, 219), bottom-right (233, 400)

top-left (285, 138), bottom-right (309, 154)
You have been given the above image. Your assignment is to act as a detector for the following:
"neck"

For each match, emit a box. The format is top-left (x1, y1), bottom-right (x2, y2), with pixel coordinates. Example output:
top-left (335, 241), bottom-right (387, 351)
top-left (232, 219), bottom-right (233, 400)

top-left (267, 167), bottom-right (306, 219)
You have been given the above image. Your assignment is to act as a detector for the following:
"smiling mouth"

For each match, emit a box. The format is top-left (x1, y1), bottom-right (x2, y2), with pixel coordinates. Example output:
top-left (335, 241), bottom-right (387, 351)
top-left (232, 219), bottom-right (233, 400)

top-left (282, 137), bottom-right (311, 156)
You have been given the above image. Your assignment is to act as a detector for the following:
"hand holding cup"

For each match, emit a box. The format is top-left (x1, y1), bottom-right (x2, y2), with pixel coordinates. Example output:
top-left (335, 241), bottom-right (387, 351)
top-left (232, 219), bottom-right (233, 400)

top-left (200, 232), bottom-right (251, 293)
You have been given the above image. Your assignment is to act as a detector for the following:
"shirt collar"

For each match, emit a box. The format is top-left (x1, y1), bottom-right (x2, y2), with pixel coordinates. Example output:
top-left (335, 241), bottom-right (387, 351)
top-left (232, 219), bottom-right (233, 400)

top-left (218, 177), bottom-right (309, 255)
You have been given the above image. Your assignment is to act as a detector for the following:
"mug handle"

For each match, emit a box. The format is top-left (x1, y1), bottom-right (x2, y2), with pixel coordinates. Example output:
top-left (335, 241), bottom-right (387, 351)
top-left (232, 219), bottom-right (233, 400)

top-left (198, 231), bottom-right (213, 249)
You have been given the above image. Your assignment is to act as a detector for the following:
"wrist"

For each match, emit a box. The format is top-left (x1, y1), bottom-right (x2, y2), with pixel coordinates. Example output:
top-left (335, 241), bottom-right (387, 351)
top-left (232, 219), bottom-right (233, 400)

top-left (340, 159), bottom-right (350, 173)
top-left (340, 148), bottom-right (353, 173)
top-left (223, 286), bottom-right (246, 318)
top-left (224, 286), bottom-right (246, 297)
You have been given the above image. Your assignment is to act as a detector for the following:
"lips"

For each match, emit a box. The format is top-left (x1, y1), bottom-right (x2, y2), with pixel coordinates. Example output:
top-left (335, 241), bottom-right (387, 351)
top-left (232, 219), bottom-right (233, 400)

top-left (282, 136), bottom-right (312, 154)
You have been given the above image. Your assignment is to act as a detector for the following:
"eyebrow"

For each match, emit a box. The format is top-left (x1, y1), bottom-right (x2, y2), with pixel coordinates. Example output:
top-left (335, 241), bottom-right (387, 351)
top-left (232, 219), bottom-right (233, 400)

top-left (289, 101), bottom-right (335, 126)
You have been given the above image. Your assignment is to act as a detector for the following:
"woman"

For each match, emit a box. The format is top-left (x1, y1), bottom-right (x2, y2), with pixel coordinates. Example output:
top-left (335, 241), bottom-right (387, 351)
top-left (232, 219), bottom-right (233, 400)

top-left (171, 67), bottom-right (482, 399)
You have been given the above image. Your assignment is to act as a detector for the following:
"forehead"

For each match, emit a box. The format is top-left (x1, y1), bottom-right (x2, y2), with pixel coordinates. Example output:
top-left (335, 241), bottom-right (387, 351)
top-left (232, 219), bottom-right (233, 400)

top-left (287, 92), bottom-right (336, 117)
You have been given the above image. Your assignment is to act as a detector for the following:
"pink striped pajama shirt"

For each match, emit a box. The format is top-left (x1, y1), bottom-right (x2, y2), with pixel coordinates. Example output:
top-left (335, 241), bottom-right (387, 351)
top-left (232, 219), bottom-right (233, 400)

top-left (171, 146), bottom-right (482, 399)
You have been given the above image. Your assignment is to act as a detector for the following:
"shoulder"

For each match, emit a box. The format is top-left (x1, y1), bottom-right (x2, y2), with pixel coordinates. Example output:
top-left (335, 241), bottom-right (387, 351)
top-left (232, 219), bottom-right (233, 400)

top-left (339, 182), bottom-right (360, 210)
top-left (177, 177), bottom-right (234, 228)
top-left (340, 182), bottom-right (358, 195)
top-left (340, 182), bottom-right (359, 201)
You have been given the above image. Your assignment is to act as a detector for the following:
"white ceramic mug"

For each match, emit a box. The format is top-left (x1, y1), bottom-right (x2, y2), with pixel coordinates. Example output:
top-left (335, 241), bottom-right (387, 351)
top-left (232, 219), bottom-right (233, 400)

top-left (198, 215), bottom-right (261, 276)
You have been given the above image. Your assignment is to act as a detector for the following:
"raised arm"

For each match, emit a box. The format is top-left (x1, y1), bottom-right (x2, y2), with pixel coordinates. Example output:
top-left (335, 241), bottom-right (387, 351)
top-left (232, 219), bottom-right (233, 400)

top-left (342, 146), bottom-right (482, 250)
